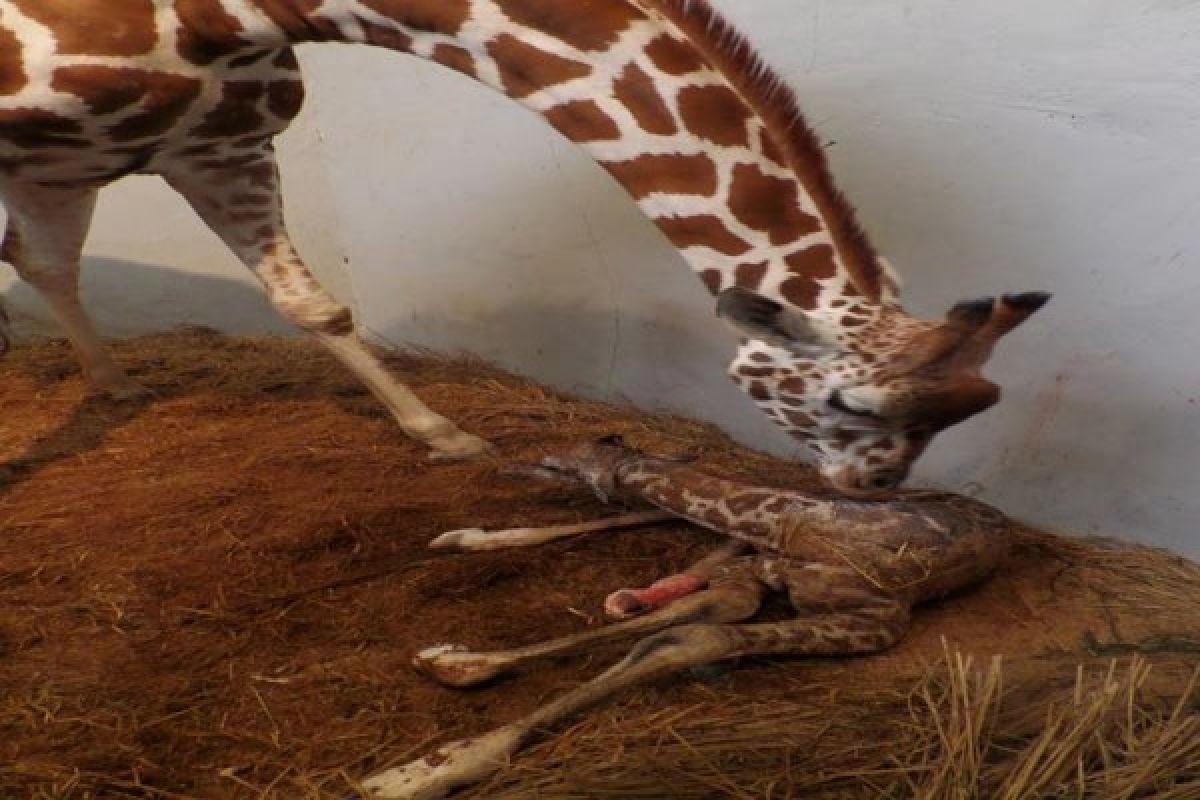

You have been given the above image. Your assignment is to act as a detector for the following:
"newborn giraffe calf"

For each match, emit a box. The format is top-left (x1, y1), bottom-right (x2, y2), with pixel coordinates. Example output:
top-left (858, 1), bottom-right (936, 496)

top-left (363, 437), bottom-right (1013, 799)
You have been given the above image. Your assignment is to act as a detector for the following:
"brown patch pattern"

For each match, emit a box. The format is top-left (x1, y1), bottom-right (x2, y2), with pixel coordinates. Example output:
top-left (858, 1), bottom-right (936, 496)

top-left (361, 0), bottom-right (471, 36)
top-left (252, 0), bottom-right (340, 41)
top-left (359, 21), bottom-right (414, 51)
top-left (759, 129), bottom-right (786, 166)
top-left (779, 275), bottom-right (821, 311)
top-left (190, 81), bottom-right (266, 139)
top-left (700, 269), bottom-right (723, 294)
top-left (613, 64), bottom-right (678, 135)
top-left (267, 81), bottom-right (305, 121)
top-left (602, 154), bottom-right (718, 199)
top-left (654, 215), bottom-right (751, 256)
top-left (784, 244), bottom-right (837, 281)
top-left (51, 67), bottom-right (144, 116)
top-left (729, 164), bottom-right (821, 245)
top-left (544, 100), bottom-right (621, 142)
top-left (0, 23), bottom-right (26, 96)
top-left (175, 0), bottom-right (248, 64)
top-left (0, 109), bottom-right (87, 149)
top-left (734, 261), bottom-right (768, 290)
top-left (15, 0), bottom-right (157, 57)
top-left (432, 44), bottom-right (478, 79)
top-left (494, 0), bottom-right (643, 51)
top-left (99, 72), bottom-right (204, 143)
top-left (644, 34), bottom-right (707, 75)
top-left (678, 85), bottom-right (751, 147)
top-left (488, 34), bottom-right (592, 98)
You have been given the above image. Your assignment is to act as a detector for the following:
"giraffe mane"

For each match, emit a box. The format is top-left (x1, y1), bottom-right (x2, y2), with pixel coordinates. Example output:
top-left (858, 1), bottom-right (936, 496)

top-left (643, 0), bottom-right (884, 303)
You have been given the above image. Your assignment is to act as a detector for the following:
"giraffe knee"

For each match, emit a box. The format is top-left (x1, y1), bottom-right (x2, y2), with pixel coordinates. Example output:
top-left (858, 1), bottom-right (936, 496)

top-left (269, 290), bottom-right (355, 335)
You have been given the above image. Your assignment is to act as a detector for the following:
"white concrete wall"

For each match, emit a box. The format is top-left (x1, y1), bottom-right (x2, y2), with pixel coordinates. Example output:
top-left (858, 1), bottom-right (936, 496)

top-left (3, 1), bottom-right (1198, 556)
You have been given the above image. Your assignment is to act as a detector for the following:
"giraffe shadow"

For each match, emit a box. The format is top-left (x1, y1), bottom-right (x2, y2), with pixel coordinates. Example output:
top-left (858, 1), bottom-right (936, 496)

top-left (0, 256), bottom-right (300, 495)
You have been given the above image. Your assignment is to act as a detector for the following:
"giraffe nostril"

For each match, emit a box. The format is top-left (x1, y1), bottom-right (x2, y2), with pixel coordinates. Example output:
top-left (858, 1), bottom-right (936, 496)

top-left (867, 470), bottom-right (905, 491)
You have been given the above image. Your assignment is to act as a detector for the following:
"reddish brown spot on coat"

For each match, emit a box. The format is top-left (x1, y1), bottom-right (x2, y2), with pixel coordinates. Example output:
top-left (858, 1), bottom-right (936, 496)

top-left (0, 23), bottom-right (26, 96)
top-left (544, 100), bottom-right (620, 142)
top-left (603, 154), bottom-right (718, 199)
top-left (748, 351), bottom-right (773, 364)
top-left (785, 244), bottom-right (837, 281)
top-left (748, 381), bottom-right (771, 401)
top-left (360, 22), bottom-right (414, 51)
top-left (432, 44), bottom-right (477, 79)
top-left (175, 0), bottom-right (247, 64)
top-left (191, 81), bottom-right (266, 139)
top-left (253, 0), bottom-right (340, 40)
top-left (729, 164), bottom-right (821, 245)
top-left (488, 34), bottom-right (591, 98)
top-left (645, 34), bottom-right (707, 75)
top-left (700, 269), bottom-right (723, 294)
top-left (614, 64), bottom-right (677, 135)
top-left (229, 50), bottom-right (274, 69)
top-left (779, 376), bottom-right (808, 396)
top-left (735, 261), bottom-right (768, 290)
top-left (654, 214), bottom-right (750, 256)
top-left (15, 0), bottom-right (157, 56)
top-left (0, 109), bottom-right (87, 149)
top-left (494, 0), bottom-right (642, 51)
top-left (99, 72), bottom-right (204, 142)
top-left (678, 85), bottom-right (752, 148)
top-left (779, 275), bottom-right (820, 311)
top-left (267, 81), bottom-right (305, 121)
top-left (51, 67), bottom-right (143, 115)
top-left (362, 0), bottom-right (470, 36)
top-left (784, 410), bottom-right (817, 428)
top-left (759, 130), bottom-right (786, 166)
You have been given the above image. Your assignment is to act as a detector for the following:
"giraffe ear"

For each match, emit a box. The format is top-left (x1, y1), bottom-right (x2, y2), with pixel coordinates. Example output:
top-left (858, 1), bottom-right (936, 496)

top-left (716, 288), bottom-right (839, 356)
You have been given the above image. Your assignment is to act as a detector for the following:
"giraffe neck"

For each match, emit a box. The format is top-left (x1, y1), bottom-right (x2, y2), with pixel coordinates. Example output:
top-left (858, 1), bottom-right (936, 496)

top-left (205, 0), bottom-right (886, 330)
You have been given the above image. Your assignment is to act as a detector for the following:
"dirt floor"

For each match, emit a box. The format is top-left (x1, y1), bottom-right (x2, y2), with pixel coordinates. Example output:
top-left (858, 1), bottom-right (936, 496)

top-left (1, 331), bottom-right (1198, 799)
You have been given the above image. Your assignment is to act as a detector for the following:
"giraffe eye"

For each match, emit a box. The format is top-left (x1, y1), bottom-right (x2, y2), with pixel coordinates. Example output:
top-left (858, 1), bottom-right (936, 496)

top-left (828, 389), bottom-right (881, 419)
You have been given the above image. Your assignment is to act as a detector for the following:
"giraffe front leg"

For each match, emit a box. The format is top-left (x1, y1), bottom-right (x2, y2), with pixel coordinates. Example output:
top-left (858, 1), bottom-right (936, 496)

top-left (160, 151), bottom-right (489, 460)
top-left (429, 510), bottom-right (676, 552)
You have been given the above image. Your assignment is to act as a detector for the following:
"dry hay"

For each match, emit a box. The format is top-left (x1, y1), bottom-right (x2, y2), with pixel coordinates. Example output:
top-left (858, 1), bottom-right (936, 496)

top-left (0, 330), bottom-right (1197, 799)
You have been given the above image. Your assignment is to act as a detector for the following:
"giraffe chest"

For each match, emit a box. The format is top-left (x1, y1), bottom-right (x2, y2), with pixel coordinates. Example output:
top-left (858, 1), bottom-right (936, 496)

top-left (0, 27), bottom-right (304, 188)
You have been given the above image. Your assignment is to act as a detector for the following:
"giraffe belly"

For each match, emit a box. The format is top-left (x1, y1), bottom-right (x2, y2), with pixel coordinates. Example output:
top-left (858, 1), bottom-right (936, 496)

top-left (0, 37), bottom-right (304, 189)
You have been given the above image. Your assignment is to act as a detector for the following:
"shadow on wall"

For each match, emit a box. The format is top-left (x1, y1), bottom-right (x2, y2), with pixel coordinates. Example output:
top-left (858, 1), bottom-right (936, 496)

top-left (365, 295), bottom-right (795, 458)
top-left (3, 256), bottom-right (297, 340)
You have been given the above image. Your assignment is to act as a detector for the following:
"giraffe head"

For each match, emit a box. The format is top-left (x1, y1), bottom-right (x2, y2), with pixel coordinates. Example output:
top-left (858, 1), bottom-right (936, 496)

top-left (718, 288), bottom-right (1050, 491)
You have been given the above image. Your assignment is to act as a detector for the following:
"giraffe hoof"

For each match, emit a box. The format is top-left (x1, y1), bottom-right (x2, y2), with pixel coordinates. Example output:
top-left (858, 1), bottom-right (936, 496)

top-left (604, 589), bottom-right (649, 620)
top-left (426, 431), bottom-right (492, 462)
top-left (428, 528), bottom-right (487, 551)
top-left (413, 644), bottom-right (508, 688)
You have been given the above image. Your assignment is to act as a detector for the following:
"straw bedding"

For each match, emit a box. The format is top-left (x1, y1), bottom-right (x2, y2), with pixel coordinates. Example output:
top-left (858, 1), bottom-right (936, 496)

top-left (1, 330), bottom-right (1197, 799)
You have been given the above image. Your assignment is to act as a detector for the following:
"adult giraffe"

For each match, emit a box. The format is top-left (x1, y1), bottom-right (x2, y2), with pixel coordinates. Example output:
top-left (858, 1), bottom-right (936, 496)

top-left (0, 0), bottom-right (1048, 489)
